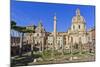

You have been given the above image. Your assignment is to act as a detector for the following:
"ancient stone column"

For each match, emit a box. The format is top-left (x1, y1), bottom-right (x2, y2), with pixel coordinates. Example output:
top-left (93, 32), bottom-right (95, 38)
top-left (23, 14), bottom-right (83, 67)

top-left (53, 13), bottom-right (57, 50)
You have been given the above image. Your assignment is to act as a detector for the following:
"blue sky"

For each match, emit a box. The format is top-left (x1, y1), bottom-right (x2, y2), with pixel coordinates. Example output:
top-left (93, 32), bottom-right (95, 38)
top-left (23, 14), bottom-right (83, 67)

top-left (11, 0), bottom-right (95, 32)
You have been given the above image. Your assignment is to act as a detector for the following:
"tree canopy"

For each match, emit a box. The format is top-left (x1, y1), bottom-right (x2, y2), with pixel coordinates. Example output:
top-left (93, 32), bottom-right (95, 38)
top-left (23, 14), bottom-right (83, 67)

top-left (11, 20), bottom-right (35, 33)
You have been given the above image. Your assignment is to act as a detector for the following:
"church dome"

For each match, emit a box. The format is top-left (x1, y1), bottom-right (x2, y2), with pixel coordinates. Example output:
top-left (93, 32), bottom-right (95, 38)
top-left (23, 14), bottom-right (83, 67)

top-left (72, 8), bottom-right (85, 23)
top-left (35, 20), bottom-right (45, 33)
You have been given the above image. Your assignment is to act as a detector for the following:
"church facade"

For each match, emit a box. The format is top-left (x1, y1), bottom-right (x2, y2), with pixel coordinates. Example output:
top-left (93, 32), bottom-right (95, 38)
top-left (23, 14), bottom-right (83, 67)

top-left (68, 8), bottom-right (87, 44)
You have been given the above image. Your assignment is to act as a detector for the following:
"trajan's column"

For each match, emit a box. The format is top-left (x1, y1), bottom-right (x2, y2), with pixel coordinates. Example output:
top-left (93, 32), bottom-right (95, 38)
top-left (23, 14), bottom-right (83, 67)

top-left (53, 14), bottom-right (57, 50)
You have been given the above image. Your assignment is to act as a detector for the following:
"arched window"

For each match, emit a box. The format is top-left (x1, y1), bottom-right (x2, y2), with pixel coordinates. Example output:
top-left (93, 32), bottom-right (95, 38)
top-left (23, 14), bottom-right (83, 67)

top-left (79, 25), bottom-right (80, 29)
top-left (73, 25), bottom-right (75, 30)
